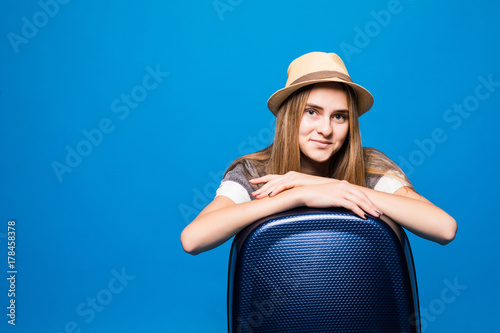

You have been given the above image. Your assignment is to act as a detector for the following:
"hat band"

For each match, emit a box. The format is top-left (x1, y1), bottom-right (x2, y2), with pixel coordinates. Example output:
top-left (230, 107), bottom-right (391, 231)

top-left (290, 70), bottom-right (353, 86)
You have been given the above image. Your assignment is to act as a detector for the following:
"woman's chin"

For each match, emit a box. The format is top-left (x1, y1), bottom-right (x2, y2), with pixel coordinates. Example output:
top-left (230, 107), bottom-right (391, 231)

top-left (306, 153), bottom-right (333, 164)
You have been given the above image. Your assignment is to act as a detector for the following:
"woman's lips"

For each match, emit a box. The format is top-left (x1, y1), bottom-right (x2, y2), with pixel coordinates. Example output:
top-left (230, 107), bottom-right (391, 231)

top-left (310, 139), bottom-right (332, 148)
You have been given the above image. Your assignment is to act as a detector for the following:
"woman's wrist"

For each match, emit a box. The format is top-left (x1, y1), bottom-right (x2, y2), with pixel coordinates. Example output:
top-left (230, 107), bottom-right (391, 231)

top-left (284, 186), bottom-right (306, 208)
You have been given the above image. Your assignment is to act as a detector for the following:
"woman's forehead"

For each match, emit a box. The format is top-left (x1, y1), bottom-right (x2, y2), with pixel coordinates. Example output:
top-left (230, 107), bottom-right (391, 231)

top-left (307, 83), bottom-right (348, 109)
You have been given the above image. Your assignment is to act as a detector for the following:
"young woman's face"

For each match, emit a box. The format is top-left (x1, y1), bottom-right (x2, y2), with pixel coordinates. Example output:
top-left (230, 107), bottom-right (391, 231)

top-left (298, 83), bottom-right (349, 173)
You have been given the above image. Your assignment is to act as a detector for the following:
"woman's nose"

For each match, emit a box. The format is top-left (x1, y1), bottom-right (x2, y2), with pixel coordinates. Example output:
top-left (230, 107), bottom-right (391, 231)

top-left (316, 116), bottom-right (333, 137)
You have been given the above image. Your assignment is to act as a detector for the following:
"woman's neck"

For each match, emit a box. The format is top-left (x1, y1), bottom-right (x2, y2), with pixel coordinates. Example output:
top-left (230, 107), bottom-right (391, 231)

top-left (300, 154), bottom-right (330, 177)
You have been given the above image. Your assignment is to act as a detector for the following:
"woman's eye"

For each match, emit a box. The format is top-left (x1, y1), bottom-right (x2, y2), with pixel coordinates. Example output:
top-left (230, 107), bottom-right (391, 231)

top-left (333, 114), bottom-right (347, 121)
top-left (305, 109), bottom-right (317, 116)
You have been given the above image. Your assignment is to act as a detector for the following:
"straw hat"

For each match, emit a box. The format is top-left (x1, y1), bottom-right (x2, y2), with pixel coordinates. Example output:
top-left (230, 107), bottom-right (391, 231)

top-left (267, 52), bottom-right (374, 116)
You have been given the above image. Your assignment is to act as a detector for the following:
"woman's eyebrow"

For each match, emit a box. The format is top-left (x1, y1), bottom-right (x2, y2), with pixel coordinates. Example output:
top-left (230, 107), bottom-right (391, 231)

top-left (305, 103), bottom-right (348, 113)
top-left (305, 103), bottom-right (323, 110)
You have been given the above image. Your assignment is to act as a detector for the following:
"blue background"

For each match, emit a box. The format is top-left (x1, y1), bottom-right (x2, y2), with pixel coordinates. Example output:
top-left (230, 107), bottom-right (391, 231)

top-left (1, 0), bottom-right (499, 332)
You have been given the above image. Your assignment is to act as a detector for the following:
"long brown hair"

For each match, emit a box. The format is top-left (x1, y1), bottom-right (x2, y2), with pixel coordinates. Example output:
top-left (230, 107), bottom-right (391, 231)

top-left (226, 82), bottom-right (412, 189)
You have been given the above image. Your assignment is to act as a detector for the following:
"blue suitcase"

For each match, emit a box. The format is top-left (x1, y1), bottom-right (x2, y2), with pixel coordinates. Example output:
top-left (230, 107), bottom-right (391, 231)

top-left (227, 207), bottom-right (420, 332)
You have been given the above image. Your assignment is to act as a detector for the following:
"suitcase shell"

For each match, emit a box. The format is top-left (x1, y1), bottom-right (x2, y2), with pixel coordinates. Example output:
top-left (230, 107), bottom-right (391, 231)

top-left (227, 207), bottom-right (420, 333)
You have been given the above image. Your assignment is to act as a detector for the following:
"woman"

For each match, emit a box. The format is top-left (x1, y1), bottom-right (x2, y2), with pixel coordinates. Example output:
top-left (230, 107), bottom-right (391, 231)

top-left (181, 52), bottom-right (457, 255)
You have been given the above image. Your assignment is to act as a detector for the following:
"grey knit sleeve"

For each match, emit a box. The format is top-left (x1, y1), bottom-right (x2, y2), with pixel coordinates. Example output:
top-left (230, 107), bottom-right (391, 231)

top-left (215, 161), bottom-right (258, 203)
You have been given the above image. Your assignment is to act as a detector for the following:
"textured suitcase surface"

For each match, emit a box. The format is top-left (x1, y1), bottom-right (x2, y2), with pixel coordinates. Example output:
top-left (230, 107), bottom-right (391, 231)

top-left (227, 208), bottom-right (420, 333)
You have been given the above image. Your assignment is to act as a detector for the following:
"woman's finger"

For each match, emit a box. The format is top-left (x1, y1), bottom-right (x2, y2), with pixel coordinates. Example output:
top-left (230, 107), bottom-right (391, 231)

top-left (335, 181), bottom-right (380, 216)
top-left (252, 180), bottom-right (277, 197)
top-left (251, 175), bottom-right (288, 197)
top-left (250, 175), bottom-right (274, 197)
top-left (349, 191), bottom-right (380, 216)
top-left (249, 175), bottom-right (272, 184)
top-left (343, 193), bottom-right (377, 218)
top-left (343, 190), bottom-right (380, 217)
top-left (267, 181), bottom-right (296, 197)
top-left (340, 199), bottom-right (367, 219)
top-left (259, 177), bottom-right (303, 198)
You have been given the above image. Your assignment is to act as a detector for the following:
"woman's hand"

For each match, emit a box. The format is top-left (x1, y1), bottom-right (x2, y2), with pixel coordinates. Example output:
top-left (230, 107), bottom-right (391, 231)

top-left (251, 172), bottom-right (381, 219)
top-left (294, 181), bottom-right (382, 219)
top-left (250, 171), bottom-right (335, 199)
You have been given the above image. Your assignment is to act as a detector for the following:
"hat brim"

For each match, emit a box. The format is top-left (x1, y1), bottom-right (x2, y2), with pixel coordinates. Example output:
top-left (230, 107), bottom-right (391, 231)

top-left (267, 78), bottom-right (374, 116)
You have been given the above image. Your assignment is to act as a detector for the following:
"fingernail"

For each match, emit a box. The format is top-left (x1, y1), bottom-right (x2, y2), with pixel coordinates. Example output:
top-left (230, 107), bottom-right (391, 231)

top-left (363, 214), bottom-right (367, 220)
top-left (376, 210), bottom-right (383, 216)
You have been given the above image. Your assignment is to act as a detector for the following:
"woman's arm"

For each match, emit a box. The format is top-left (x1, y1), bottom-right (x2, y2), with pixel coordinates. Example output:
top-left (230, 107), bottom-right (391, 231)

top-left (353, 185), bottom-right (457, 245)
top-left (250, 171), bottom-right (336, 198)
top-left (181, 172), bottom-right (456, 255)
top-left (252, 173), bottom-right (457, 245)
top-left (180, 180), bottom-right (380, 255)
top-left (181, 191), bottom-right (299, 255)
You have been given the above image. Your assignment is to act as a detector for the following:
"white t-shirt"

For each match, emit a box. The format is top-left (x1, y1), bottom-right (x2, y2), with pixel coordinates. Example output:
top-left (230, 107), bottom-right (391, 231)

top-left (215, 161), bottom-right (410, 204)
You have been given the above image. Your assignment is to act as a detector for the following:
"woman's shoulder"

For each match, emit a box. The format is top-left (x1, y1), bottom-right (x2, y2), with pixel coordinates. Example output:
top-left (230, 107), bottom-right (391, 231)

top-left (363, 147), bottom-right (392, 164)
top-left (225, 146), bottom-right (271, 177)
top-left (225, 156), bottom-right (266, 178)
top-left (363, 147), bottom-right (402, 171)
top-left (224, 159), bottom-right (253, 181)
top-left (216, 158), bottom-right (263, 204)
top-left (363, 147), bottom-right (413, 193)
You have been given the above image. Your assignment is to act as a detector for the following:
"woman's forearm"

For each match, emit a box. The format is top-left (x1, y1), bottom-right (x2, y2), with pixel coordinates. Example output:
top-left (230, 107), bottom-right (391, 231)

top-left (354, 185), bottom-right (457, 245)
top-left (182, 181), bottom-right (457, 256)
top-left (181, 189), bottom-right (303, 255)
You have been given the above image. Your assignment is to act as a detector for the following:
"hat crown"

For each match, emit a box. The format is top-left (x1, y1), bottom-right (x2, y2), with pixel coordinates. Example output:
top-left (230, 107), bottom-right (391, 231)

top-left (267, 51), bottom-right (373, 116)
top-left (286, 52), bottom-right (350, 87)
